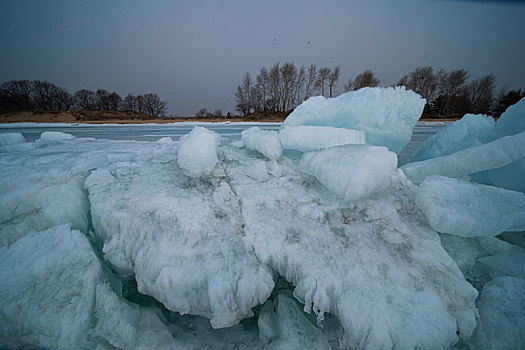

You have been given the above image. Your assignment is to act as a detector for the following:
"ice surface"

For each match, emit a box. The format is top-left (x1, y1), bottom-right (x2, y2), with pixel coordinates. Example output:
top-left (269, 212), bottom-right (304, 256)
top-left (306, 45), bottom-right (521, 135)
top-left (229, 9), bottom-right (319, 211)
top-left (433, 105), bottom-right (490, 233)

top-left (496, 96), bottom-right (525, 136)
top-left (409, 114), bottom-right (498, 162)
top-left (401, 130), bottom-right (525, 184)
top-left (241, 126), bottom-right (282, 160)
top-left (85, 162), bottom-right (274, 329)
top-left (177, 126), bottom-right (220, 177)
top-left (416, 176), bottom-right (525, 237)
top-left (469, 276), bottom-right (525, 350)
top-left (0, 132), bottom-right (26, 146)
top-left (40, 131), bottom-right (75, 141)
top-left (0, 127), bottom-right (496, 349)
top-left (279, 125), bottom-right (365, 152)
top-left (300, 144), bottom-right (397, 201)
top-left (282, 86), bottom-right (426, 153)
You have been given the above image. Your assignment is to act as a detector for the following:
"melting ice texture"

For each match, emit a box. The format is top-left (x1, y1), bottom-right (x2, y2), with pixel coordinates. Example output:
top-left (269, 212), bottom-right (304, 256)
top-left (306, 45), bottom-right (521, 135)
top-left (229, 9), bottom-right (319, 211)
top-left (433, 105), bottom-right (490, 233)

top-left (1, 91), bottom-right (525, 349)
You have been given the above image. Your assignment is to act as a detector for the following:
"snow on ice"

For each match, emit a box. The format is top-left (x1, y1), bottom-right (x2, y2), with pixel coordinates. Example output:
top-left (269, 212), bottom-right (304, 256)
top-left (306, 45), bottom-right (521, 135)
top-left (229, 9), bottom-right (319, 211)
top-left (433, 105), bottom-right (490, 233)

top-left (1, 92), bottom-right (525, 349)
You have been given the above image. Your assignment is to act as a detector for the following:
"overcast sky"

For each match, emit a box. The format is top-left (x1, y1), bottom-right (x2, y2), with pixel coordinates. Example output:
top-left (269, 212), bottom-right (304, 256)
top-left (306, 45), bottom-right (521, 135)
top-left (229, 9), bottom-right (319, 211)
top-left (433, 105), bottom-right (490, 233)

top-left (1, 0), bottom-right (524, 116)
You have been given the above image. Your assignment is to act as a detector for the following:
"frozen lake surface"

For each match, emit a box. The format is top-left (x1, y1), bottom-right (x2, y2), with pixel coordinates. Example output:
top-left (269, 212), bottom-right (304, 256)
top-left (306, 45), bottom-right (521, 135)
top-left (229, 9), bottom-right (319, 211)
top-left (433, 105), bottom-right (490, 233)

top-left (0, 121), bottom-right (448, 165)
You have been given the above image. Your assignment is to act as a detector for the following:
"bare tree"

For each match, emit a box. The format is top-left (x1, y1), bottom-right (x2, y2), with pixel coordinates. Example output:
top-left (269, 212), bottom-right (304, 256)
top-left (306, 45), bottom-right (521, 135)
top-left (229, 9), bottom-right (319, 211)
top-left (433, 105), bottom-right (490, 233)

top-left (442, 69), bottom-right (469, 114)
top-left (344, 78), bottom-right (353, 92)
top-left (32, 81), bottom-right (71, 111)
top-left (134, 94), bottom-right (145, 113)
top-left (95, 89), bottom-right (111, 110)
top-left (328, 66), bottom-right (340, 98)
top-left (315, 67), bottom-right (331, 97)
top-left (397, 66), bottom-right (439, 101)
top-left (0, 80), bottom-right (33, 111)
top-left (213, 109), bottom-right (223, 118)
top-left (143, 93), bottom-right (167, 117)
top-left (256, 67), bottom-right (270, 111)
top-left (304, 64), bottom-right (317, 101)
top-left (73, 89), bottom-right (97, 110)
top-left (108, 92), bottom-right (122, 111)
top-left (294, 65), bottom-right (306, 106)
top-left (196, 108), bottom-right (208, 118)
top-left (468, 74), bottom-right (496, 115)
top-left (269, 63), bottom-right (281, 112)
top-left (351, 70), bottom-right (380, 90)
top-left (280, 62), bottom-right (297, 111)
top-left (122, 93), bottom-right (135, 111)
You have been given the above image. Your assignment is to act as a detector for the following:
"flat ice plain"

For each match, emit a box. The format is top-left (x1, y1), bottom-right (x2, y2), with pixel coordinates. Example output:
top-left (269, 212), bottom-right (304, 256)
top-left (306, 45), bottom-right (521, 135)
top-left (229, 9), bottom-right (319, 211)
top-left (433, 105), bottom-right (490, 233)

top-left (1, 88), bottom-right (524, 349)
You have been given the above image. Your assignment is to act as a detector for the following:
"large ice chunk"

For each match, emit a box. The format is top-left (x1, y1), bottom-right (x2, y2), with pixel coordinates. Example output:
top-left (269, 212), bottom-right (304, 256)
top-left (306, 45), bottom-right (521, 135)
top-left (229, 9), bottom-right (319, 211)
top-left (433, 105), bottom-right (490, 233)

top-left (282, 86), bottom-right (426, 153)
top-left (85, 163), bottom-right (274, 329)
top-left (416, 175), bottom-right (525, 237)
top-left (469, 277), bottom-right (525, 350)
top-left (177, 126), bottom-right (219, 177)
top-left (401, 131), bottom-right (525, 184)
top-left (0, 132), bottom-right (26, 146)
top-left (0, 224), bottom-right (185, 349)
top-left (409, 114), bottom-right (498, 162)
top-left (497, 96), bottom-right (525, 136)
top-left (40, 131), bottom-right (75, 142)
top-left (279, 125), bottom-right (365, 152)
top-left (300, 144), bottom-right (397, 201)
top-left (241, 126), bottom-right (282, 160)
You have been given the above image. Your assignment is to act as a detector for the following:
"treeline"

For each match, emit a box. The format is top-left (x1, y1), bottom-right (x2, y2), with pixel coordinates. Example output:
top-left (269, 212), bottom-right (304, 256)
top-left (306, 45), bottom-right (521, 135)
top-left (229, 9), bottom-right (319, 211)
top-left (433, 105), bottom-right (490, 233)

top-left (0, 80), bottom-right (167, 117)
top-left (235, 63), bottom-right (524, 118)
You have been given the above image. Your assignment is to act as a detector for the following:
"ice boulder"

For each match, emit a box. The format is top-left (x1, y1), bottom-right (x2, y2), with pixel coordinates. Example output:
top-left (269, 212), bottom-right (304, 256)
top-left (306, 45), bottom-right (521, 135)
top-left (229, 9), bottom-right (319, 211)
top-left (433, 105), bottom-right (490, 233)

top-left (279, 125), bottom-right (365, 152)
top-left (0, 224), bottom-right (184, 349)
top-left (241, 126), bottom-right (282, 160)
top-left (0, 132), bottom-right (26, 146)
top-left (85, 163), bottom-right (274, 329)
top-left (469, 276), bottom-right (525, 350)
top-left (409, 114), bottom-right (498, 162)
top-left (177, 126), bottom-right (220, 177)
top-left (40, 131), bottom-right (75, 142)
top-left (401, 131), bottom-right (525, 184)
top-left (300, 144), bottom-right (397, 201)
top-left (497, 96), bottom-right (525, 136)
top-left (282, 86), bottom-right (426, 153)
top-left (415, 175), bottom-right (525, 237)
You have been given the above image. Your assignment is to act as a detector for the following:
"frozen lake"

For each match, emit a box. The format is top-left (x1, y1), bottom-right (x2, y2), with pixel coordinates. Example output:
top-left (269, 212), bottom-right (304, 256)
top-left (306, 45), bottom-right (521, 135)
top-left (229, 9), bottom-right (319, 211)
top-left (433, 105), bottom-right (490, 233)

top-left (0, 121), bottom-right (448, 165)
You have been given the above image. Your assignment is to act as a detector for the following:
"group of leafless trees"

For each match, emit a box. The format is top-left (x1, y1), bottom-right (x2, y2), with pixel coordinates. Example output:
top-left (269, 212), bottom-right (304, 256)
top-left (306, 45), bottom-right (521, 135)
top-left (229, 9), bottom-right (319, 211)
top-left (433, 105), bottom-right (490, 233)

top-left (0, 80), bottom-right (167, 117)
top-left (236, 63), bottom-right (523, 117)
top-left (235, 62), bottom-right (342, 116)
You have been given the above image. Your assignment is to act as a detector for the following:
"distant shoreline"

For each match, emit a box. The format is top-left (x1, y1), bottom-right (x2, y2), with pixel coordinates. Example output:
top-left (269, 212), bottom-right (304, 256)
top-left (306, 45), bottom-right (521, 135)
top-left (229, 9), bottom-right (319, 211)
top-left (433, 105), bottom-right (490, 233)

top-left (0, 110), bottom-right (460, 125)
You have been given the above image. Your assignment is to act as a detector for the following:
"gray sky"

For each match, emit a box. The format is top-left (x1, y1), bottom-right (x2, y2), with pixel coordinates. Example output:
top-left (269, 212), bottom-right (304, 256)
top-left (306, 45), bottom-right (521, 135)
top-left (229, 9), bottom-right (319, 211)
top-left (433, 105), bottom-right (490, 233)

top-left (1, 0), bottom-right (524, 116)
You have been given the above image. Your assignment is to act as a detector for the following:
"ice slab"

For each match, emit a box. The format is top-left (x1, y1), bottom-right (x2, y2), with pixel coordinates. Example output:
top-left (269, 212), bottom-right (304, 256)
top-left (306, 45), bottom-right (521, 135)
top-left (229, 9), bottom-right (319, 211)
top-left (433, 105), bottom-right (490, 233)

top-left (416, 175), bottom-right (525, 237)
top-left (241, 126), bottom-right (282, 160)
top-left (85, 163), bottom-right (274, 329)
top-left (409, 114), bottom-right (498, 162)
top-left (282, 86), bottom-right (426, 153)
top-left (469, 276), bottom-right (525, 350)
top-left (401, 131), bottom-right (525, 184)
top-left (177, 126), bottom-right (220, 177)
top-left (279, 125), bottom-right (365, 152)
top-left (496, 96), bottom-right (525, 136)
top-left (300, 144), bottom-right (397, 201)
top-left (0, 132), bottom-right (26, 146)
top-left (40, 131), bottom-right (75, 142)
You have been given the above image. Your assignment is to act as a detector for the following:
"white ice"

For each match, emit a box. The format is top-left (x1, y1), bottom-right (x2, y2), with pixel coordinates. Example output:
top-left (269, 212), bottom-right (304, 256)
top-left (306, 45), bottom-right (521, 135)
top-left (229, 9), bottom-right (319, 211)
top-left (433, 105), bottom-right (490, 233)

top-left (300, 144), bottom-right (397, 201)
top-left (177, 126), bottom-right (220, 177)
top-left (409, 114), bottom-right (498, 162)
top-left (401, 130), bottom-right (525, 184)
top-left (469, 276), bottom-right (525, 350)
top-left (0, 132), bottom-right (26, 146)
top-left (39, 131), bottom-right (75, 142)
top-left (241, 126), bottom-right (282, 160)
top-left (279, 125), bottom-right (365, 152)
top-left (496, 96), bottom-right (525, 136)
top-left (282, 86), bottom-right (426, 153)
top-left (416, 175), bottom-right (525, 237)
